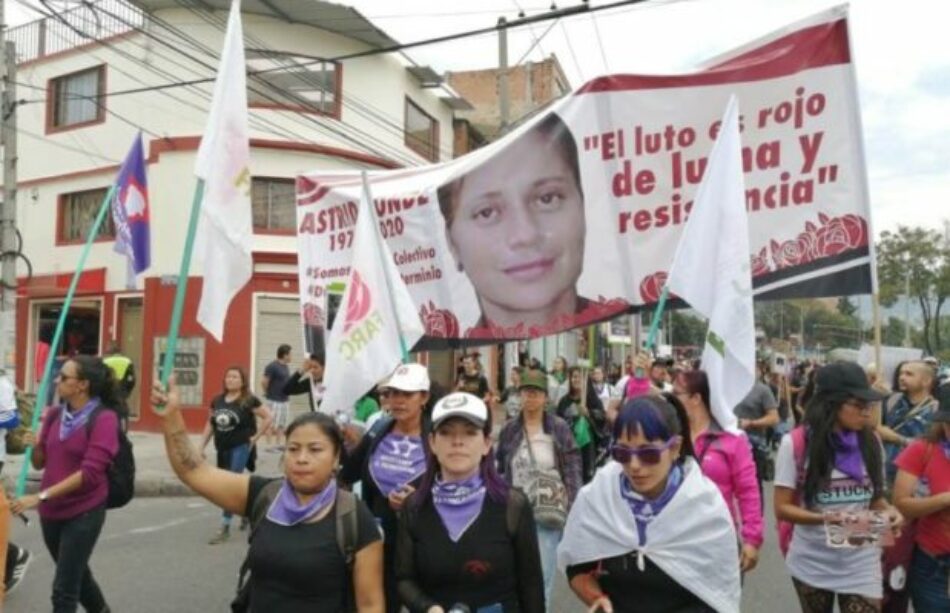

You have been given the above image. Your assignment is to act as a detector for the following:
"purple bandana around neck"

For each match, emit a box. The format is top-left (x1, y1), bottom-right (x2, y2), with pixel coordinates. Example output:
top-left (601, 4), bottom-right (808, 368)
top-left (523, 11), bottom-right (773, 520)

top-left (832, 430), bottom-right (865, 482)
top-left (59, 399), bottom-right (100, 441)
top-left (432, 474), bottom-right (486, 542)
top-left (369, 433), bottom-right (427, 496)
top-left (620, 463), bottom-right (683, 545)
top-left (265, 479), bottom-right (338, 526)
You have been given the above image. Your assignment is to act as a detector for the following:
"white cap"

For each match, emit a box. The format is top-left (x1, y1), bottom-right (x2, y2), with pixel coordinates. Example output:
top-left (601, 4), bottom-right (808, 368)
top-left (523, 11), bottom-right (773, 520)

top-left (432, 392), bottom-right (488, 429)
top-left (384, 363), bottom-right (430, 392)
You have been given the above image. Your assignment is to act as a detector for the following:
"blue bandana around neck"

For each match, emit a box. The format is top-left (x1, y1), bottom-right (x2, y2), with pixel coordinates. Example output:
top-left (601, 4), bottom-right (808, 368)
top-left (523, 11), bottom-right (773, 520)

top-left (432, 473), bottom-right (486, 543)
top-left (832, 430), bottom-right (866, 482)
top-left (59, 399), bottom-right (100, 441)
top-left (265, 479), bottom-right (338, 526)
top-left (619, 463), bottom-right (684, 545)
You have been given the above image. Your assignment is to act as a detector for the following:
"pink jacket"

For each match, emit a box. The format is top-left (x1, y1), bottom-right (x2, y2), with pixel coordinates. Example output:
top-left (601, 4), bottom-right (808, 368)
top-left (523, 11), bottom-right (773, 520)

top-left (694, 429), bottom-right (763, 547)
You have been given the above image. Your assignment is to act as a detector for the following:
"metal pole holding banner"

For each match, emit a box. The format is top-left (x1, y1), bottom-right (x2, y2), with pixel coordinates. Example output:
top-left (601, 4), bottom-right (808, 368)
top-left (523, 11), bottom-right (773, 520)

top-left (159, 180), bottom-right (205, 388)
top-left (16, 184), bottom-right (118, 497)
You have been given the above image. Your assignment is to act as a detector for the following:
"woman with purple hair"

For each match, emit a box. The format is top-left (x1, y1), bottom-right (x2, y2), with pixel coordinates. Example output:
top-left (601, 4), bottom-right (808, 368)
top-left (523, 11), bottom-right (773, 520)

top-left (557, 396), bottom-right (741, 613)
top-left (395, 392), bottom-right (544, 612)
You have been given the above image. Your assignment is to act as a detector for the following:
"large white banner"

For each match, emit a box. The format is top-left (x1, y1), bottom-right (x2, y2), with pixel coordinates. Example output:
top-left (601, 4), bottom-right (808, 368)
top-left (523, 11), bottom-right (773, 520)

top-left (296, 6), bottom-right (873, 350)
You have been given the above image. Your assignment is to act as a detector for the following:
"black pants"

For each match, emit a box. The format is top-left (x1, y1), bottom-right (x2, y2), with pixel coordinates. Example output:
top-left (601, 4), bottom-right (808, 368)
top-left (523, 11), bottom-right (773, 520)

top-left (4, 542), bottom-right (20, 583)
top-left (41, 506), bottom-right (109, 613)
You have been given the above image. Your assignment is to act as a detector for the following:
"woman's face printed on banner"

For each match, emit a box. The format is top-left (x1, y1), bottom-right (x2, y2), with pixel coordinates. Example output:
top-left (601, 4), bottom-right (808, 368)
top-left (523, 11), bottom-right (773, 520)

top-left (440, 116), bottom-right (585, 329)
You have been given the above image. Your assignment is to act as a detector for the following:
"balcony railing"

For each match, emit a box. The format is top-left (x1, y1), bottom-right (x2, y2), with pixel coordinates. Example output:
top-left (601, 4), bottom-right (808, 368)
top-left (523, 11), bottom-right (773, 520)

top-left (6, 0), bottom-right (146, 64)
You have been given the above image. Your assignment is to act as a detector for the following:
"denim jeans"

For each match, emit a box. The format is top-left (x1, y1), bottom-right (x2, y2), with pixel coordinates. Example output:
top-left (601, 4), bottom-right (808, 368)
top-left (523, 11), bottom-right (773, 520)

top-left (40, 506), bottom-right (108, 613)
top-left (536, 525), bottom-right (563, 608)
top-left (220, 443), bottom-right (251, 525)
top-left (910, 547), bottom-right (950, 611)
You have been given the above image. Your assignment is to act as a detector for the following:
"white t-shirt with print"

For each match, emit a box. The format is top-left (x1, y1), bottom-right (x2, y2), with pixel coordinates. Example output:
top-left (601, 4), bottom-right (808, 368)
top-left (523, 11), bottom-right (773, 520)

top-left (774, 434), bottom-right (882, 598)
top-left (511, 430), bottom-right (557, 491)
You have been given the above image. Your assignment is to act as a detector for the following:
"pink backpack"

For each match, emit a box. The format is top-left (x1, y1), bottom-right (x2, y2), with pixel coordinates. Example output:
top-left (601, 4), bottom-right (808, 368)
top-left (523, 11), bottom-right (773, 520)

top-left (777, 426), bottom-right (807, 557)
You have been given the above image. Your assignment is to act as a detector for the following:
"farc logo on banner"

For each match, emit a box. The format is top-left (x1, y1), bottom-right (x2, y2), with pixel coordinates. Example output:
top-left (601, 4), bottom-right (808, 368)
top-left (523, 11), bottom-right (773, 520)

top-left (339, 270), bottom-right (385, 360)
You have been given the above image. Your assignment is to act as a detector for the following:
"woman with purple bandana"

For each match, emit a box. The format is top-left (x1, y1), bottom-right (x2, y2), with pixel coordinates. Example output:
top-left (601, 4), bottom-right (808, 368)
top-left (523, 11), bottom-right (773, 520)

top-left (775, 362), bottom-right (904, 613)
top-left (150, 382), bottom-right (384, 612)
top-left (341, 363), bottom-right (433, 612)
top-left (12, 356), bottom-right (121, 613)
top-left (558, 396), bottom-right (741, 613)
top-left (396, 392), bottom-right (544, 613)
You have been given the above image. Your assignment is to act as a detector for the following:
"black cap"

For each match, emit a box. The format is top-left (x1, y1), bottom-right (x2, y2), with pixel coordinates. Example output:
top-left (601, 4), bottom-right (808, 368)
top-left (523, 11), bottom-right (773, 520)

top-left (815, 362), bottom-right (888, 401)
top-left (934, 385), bottom-right (950, 423)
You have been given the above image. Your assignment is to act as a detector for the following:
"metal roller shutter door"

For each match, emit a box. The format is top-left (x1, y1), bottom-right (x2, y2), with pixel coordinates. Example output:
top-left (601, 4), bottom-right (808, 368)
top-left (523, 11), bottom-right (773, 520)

top-left (255, 296), bottom-right (311, 419)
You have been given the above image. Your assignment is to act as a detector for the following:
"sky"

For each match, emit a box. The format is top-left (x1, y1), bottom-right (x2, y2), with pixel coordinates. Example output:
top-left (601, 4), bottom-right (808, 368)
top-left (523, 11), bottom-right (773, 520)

top-left (8, 0), bottom-right (950, 238)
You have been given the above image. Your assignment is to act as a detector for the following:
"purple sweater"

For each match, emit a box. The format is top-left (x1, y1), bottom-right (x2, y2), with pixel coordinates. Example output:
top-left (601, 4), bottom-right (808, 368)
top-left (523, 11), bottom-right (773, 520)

top-left (38, 406), bottom-right (119, 521)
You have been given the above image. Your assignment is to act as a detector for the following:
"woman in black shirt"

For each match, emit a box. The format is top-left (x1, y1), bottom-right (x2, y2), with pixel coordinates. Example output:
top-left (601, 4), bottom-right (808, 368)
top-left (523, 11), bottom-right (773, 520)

top-left (556, 366), bottom-right (607, 482)
top-left (396, 392), bottom-right (544, 613)
top-left (152, 381), bottom-right (384, 612)
top-left (199, 366), bottom-right (272, 544)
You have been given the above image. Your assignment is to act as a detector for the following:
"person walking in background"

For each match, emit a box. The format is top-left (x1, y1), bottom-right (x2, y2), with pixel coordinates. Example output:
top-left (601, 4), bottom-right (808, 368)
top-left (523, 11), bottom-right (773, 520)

top-left (591, 367), bottom-right (615, 408)
top-left (496, 369), bottom-right (582, 606)
top-left (261, 344), bottom-right (293, 450)
top-left (774, 362), bottom-right (903, 613)
top-left (892, 385), bottom-right (950, 612)
top-left (455, 354), bottom-right (491, 405)
top-left (556, 367), bottom-right (606, 483)
top-left (733, 363), bottom-right (780, 507)
top-left (0, 369), bottom-right (32, 596)
top-left (200, 366), bottom-right (272, 545)
top-left (879, 361), bottom-right (937, 488)
top-left (283, 351), bottom-right (325, 412)
top-left (674, 370), bottom-right (763, 573)
top-left (549, 356), bottom-right (569, 401)
top-left (11, 356), bottom-right (121, 613)
top-left (396, 392), bottom-right (544, 612)
top-left (500, 366), bottom-right (524, 419)
top-left (559, 396), bottom-right (741, 613)
top-left (102, 341), bottom-right (135, 421)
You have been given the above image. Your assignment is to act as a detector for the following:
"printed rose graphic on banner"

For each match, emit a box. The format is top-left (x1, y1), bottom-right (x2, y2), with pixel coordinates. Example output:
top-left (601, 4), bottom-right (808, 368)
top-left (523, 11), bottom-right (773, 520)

top-left (342, 271), bottom-right (371, 333)
top-left (419, 301), bottom-right (461, 338)
top-left (639, 272), bottom-right (668, 303)
top-left (771, 214), bottom-right (869, 271)
top-left (302, 303), bottom-right (324, 327)
top-left (751, 247), bottom-right (772, 277)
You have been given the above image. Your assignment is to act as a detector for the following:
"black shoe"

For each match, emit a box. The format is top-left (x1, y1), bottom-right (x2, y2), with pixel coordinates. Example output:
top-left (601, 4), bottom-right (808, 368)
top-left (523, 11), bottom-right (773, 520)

top-left (5, 548), bottom-right (32, 594)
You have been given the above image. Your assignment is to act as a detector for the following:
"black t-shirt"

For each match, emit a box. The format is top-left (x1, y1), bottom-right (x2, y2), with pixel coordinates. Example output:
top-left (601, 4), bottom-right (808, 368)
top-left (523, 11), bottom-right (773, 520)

top-left (209, 394), bottom-right (261, 451)
top-left (263, 361), bottom-right (291, 402)
top-left (245, 476), bottom-right (381, 613)
top-left (566, 553), bottom-right (713, 613)
top-left (457, 373), bottom-right (489, 398)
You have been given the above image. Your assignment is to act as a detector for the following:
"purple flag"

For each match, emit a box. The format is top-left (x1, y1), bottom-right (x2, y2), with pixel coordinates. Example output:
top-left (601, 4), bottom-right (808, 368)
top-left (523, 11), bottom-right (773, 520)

top-left (111, 133), bottom-right (150, 288)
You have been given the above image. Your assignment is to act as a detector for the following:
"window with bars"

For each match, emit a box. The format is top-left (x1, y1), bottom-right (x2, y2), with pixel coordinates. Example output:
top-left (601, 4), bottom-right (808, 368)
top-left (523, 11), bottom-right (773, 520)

top-left (246, 52), bottom-right (340, 117)
top-left (59, 188), bottom-right (114, 243)
top-left (49, 66), bottom-right (105, 130)
top-left (252, 178), bottom-right (296, 232)
top-left (405, 98), bottom-right (439, 162)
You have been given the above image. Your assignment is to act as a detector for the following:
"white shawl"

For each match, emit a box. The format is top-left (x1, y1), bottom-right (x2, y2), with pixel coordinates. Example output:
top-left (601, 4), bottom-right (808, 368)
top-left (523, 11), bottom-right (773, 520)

top-left (557, 459), bottom-right (741, 613)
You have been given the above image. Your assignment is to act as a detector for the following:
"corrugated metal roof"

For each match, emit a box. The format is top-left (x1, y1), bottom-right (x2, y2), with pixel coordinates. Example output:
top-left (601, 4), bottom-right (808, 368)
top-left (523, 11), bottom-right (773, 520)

top-left (129, 0), bottom-right (399, 49)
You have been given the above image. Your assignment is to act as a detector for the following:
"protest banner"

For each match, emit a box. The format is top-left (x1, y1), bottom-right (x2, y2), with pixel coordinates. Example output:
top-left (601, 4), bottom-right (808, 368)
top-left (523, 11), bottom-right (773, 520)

top-left (296, 6), bottom-right (872, 350)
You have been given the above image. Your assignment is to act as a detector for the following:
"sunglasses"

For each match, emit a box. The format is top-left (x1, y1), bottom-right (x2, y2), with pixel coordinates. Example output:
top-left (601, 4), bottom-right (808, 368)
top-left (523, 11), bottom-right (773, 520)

top-left (610, 437), bottom-right (681, 466)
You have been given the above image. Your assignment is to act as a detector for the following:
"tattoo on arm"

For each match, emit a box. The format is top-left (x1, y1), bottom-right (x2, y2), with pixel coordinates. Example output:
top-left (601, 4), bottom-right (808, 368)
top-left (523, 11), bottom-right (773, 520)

top-left (169, 429), bottom-right (203, 473)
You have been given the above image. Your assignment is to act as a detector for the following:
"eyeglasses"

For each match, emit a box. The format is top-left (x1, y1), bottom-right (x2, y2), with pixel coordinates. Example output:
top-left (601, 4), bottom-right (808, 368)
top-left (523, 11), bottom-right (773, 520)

top-left (610, 437), bottom-right (681, 466)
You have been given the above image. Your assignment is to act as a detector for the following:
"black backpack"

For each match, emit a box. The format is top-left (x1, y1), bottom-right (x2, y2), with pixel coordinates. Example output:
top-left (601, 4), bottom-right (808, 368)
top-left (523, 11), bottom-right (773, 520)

top-left (231, 480), bottom-right (360, 613)
top-left (69, 406), bottom-right (135, 509)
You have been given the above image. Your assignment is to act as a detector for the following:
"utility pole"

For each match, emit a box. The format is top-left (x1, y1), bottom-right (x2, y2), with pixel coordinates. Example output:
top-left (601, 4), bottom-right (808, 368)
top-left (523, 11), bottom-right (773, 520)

top-left (0, 4), bottom-right (18, 377)
top-left (497, 16), bottom-right (510, 130)
top-left (904, 272), bottom-right (912, 348)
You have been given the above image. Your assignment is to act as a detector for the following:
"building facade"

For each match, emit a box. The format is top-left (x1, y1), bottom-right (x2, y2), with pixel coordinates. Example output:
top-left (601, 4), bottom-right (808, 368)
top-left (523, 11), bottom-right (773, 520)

top-left (11, 0), bottom-right (470, 431)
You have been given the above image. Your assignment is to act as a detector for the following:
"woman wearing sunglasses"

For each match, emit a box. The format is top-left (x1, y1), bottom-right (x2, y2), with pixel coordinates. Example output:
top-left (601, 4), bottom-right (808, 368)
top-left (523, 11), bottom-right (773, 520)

top-left (774, 362), bottom-right (903, 612)
top-left (673, 370), bottom-right (762, 573)
top-left (558, 395), bottom-right (741, 613)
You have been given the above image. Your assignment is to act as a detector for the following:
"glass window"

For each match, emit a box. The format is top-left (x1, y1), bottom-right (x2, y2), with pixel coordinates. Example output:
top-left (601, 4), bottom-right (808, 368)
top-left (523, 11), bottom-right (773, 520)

top-left (247, 52), bottom-right (339, 115)
top-left (405, 98), bottom-right (439, 162)
top-left (51, 66), bottom-right (104, 128)
top-left (60, 187), bottom-right (114, 242)
top-left (252, 178), bottom-right (296, 231)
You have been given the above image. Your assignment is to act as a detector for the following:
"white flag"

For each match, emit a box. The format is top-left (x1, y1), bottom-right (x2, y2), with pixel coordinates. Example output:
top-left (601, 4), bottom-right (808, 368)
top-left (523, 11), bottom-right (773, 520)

top-left (195, 0), bottom-right (252, 341)
top-left (321, 174), bottom-right (426, 419)
top-left (667, 96), bottom-right (754, 432)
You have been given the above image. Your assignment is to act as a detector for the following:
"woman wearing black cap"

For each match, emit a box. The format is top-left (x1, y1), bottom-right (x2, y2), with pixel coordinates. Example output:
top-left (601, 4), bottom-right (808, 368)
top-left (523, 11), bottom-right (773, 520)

top-left (892, 386), bottom-right (950, 611)
top-left (774, 362), bottom-right (903, 612)
top-left (395, 392), bottom-right (544, 613)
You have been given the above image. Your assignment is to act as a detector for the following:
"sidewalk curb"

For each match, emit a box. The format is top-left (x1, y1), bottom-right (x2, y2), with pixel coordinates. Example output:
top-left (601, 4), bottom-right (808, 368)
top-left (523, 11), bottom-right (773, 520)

top-left (17, 476), bottom-right (196, 498)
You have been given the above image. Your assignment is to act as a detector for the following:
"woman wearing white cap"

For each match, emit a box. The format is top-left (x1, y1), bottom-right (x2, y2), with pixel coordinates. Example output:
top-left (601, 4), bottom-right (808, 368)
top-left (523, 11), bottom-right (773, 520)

top-left (341, 363), bottom-right (432, 613)
top-left (396, 392), bottom-right (544, 612)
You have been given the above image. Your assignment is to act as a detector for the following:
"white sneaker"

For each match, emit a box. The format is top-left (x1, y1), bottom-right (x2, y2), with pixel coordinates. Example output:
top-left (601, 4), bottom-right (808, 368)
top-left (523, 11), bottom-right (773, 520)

top-left (6, 548), bottom-right (32, 594)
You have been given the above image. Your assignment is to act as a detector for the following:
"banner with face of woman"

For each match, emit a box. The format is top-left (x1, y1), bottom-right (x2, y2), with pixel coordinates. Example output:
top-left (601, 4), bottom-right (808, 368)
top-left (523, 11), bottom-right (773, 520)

top-left (296, 6), bottom-right (872, 350)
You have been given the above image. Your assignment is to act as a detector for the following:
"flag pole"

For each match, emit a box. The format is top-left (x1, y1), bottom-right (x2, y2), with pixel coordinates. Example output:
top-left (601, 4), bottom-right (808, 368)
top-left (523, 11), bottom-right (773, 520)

top-left (360, 171), bottom-right (409, 363)
top-left (645, 285), bottom-right (670, 352)
top-left (159, 180), bottom-right (206, 388)
top-left (16, 184), bottom-right (118, 497)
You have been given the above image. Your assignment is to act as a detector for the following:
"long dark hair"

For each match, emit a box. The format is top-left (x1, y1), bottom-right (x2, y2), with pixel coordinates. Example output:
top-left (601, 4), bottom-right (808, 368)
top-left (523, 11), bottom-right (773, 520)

top-left (675, 370), bottom-right (712, 413)
top-left (71, 355), bottom-right (121, 412)
top-left (221, 365), bottom-right (251, 405)
top-left (413, 413), bottom-right (509, 509)
top-left (802, 391), bottom-right (883, 507)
